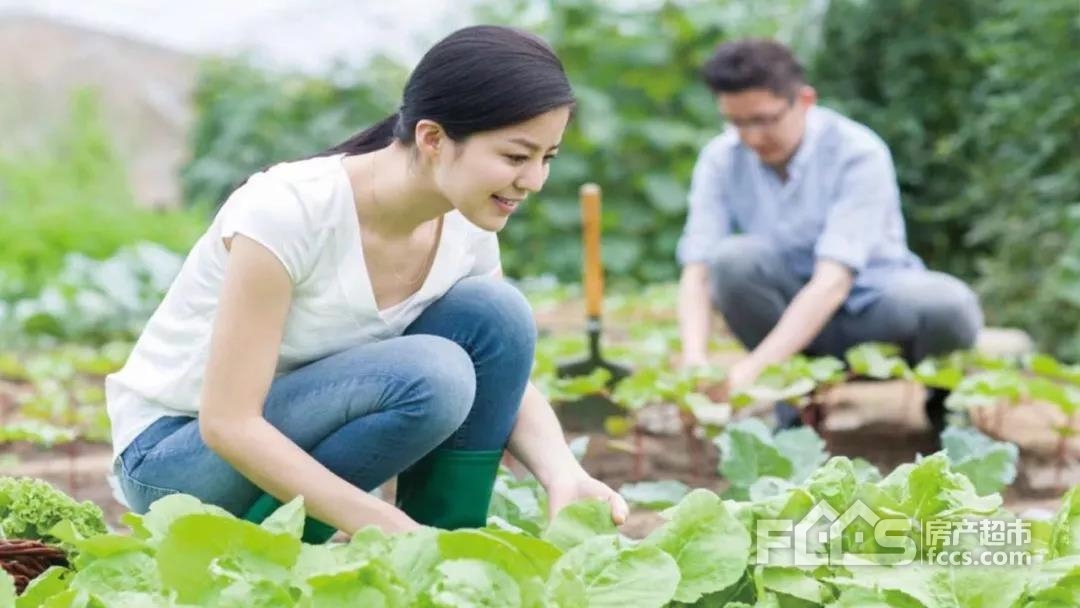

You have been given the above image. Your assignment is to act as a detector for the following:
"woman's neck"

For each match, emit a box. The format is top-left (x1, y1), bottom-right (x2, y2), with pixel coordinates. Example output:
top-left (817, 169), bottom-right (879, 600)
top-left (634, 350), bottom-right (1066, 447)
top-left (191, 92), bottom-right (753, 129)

top-left (347, 143), bottom-right (451, 237)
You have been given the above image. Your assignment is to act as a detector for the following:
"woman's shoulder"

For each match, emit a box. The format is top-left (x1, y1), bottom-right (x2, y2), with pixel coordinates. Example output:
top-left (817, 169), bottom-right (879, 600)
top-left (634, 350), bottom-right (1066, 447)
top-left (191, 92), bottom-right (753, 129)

top-left (263, 154), bottom-right (351, 213)
top-left (225, 154), bottom-right (350, 231)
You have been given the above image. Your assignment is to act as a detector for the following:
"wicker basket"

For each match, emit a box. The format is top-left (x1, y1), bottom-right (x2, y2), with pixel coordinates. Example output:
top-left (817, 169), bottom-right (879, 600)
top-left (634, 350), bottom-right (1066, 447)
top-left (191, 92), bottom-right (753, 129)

top-left (0, 539), bottom-right (69, 595)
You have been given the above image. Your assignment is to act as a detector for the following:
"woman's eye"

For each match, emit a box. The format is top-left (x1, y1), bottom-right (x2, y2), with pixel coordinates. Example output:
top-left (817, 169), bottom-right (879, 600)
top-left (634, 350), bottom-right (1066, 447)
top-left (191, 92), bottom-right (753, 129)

top-left (543, 155), bottom-right (557, 164)
top-left (505, 154), bottom-right (529, 164)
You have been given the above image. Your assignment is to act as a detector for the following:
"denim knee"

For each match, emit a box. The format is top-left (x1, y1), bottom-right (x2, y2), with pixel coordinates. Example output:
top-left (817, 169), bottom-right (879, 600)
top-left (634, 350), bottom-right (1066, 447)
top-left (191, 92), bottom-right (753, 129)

top-left (708, 236), bottom-right (784, 305)
top-left (398, 335), bottom-right (476, 439)
top-left (439, 276), bottom-right (537, 370)
top-left (917, 281), bottom-right (983, 353)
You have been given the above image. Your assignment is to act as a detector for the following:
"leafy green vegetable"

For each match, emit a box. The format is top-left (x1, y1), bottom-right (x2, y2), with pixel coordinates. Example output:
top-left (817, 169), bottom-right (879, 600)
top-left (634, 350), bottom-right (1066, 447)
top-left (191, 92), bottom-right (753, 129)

top-left (941, 426), bottom-right (1019, 495)
top-left (1049, 486), bottom-right (1080, 559)
top-left (542, 500), bottom-right (616, 552)
top-left (618, 480), bottom-right (691, 510)
top-left (0, 571), bottom-right (15, 607)
top-left (0, 477), bottom-right (106, 544)
top-left (845, 343), bottom-right (912, 380)
top-left (641, 489), bottom-right (751, 603)
top-left (546, 536), bottom-right (680, 608)
top-left (716, 420), bottom-right (829, 499)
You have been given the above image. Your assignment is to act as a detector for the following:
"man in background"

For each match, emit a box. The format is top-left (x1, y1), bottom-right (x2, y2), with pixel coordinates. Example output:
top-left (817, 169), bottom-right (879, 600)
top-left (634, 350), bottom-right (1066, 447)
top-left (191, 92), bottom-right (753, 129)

top-left (676, 39), bottom-right (983, 435)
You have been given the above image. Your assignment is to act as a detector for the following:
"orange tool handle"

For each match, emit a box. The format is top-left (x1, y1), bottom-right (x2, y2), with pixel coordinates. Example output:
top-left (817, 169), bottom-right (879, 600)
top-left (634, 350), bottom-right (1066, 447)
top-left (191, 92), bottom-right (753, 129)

top-left (580, 183), bottom-right (604, 318)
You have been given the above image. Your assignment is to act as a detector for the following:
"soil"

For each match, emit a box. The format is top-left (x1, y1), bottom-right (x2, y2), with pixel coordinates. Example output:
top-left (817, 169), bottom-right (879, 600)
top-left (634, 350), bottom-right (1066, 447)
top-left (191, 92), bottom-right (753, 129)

top-left (2, 299), bottom-right (1077, 538)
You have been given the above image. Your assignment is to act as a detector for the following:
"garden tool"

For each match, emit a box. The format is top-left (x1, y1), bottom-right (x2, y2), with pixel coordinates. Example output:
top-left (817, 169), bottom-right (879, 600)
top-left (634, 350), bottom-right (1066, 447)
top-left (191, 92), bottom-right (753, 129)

top-left (556, 183), bottom-right (632, 431)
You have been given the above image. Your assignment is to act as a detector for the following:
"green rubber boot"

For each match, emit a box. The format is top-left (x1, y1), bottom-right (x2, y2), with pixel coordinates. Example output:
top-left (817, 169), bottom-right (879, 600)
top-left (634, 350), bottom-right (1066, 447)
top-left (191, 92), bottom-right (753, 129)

top-left (241, 493), bottom-right (338, 544)
top-left (395, 449), bottom-right (503, 529)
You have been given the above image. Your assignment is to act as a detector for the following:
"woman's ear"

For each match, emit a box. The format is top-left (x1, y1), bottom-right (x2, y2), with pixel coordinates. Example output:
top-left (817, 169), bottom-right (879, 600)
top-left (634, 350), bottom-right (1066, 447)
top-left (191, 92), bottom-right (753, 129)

top-left (414, 119), bottom-right (445, 162)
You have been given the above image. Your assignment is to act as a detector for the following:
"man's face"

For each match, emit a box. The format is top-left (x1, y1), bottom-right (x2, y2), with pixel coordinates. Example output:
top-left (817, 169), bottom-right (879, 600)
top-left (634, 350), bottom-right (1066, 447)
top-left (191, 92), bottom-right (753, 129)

top-left (717, 86), bottom-right (815, 168)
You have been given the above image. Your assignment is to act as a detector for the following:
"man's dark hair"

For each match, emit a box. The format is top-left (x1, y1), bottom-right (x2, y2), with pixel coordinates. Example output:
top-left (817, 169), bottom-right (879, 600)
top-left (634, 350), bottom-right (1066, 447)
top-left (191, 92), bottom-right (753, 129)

top-left (701, 39), bottom-right (805, 98)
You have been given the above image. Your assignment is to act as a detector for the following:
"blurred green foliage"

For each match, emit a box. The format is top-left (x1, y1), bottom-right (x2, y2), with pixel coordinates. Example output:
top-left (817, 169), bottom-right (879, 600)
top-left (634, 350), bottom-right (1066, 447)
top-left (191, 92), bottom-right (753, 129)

top-left (180, 55), bottom-right (409, 209)
top-left (168, 0), bottom-right (1076, 357)
top-left (0, 89), bottom-right (206, 299)
top-left (813, 0), bottom-right (1080, 358)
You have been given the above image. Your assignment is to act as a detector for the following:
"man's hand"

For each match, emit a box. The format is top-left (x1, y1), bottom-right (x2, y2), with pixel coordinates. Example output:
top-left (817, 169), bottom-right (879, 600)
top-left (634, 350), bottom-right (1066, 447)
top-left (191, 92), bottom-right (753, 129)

top-left (700, 357), bottom-right (764, 402)
top-left (545, 470), bottom-right (630, 525)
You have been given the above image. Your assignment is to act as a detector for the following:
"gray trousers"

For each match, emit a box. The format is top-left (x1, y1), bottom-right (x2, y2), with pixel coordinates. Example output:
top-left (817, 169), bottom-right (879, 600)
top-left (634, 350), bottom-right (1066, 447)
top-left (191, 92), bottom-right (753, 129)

top-left (708, 236), bottom-right (983, 364)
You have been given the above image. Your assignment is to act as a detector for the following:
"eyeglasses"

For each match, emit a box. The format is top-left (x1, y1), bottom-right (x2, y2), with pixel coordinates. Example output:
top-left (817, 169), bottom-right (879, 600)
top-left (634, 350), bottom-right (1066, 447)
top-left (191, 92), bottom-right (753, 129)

top-left (725, 100), bottom-right (795, 132)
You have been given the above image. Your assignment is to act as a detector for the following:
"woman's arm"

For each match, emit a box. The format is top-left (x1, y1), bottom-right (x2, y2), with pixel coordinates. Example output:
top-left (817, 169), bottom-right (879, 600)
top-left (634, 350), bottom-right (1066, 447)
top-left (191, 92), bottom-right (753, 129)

top-left (506, 382), bottom-right (629, 524)
top-left (198, 234), bottom-right (419, 534)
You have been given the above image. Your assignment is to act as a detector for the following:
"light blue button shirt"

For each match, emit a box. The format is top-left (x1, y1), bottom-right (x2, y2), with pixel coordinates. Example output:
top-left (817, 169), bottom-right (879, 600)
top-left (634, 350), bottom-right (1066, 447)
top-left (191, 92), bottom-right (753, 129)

top-left (676, 105), bottom-right (924, 313)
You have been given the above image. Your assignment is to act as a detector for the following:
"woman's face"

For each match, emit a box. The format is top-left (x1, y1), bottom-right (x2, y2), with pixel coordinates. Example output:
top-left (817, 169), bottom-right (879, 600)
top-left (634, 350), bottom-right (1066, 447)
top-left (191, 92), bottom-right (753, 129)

top-left (432, 106), bottom-right (572, 232)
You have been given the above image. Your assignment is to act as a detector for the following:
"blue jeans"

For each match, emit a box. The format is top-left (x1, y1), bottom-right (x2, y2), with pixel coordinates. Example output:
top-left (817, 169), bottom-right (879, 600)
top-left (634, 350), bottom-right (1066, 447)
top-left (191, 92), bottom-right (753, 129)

top-left (114, 276), bottom-right (536, 515)
top-left (707, 236), bottom-right (983, 430)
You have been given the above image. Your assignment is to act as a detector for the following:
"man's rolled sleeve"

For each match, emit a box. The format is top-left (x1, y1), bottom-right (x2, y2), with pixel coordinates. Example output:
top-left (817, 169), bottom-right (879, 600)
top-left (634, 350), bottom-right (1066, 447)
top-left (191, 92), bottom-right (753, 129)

top-left (676, 139), bottom-right (733, 266)
top-left (814, 147), bottom-right (898, 275)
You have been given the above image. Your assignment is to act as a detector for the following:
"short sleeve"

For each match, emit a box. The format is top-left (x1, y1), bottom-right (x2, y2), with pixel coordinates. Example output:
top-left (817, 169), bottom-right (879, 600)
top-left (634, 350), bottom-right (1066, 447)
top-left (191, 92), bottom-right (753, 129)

top-left (218, 173), bottom-right (314, 283)
top-left (814, 147), bottom-right (898, 274)
top-left (676, 137), bottom-right (734, 266)
top-left (470, 230), bottom-right (502, 277)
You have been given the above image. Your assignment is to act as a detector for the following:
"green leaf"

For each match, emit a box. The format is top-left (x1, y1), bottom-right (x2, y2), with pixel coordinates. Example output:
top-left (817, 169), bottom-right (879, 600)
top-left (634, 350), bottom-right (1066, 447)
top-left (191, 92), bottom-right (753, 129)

top-left (293, 543), bottom-right (352, 582)
top-left (421, 559), bottom-right (521, 608)
top-left (542, 499), bottom-right (617, 552)
top-left (805, 457), bottom-right (862, 513)
top-left (641, 173), bottom-right (688, 215)
top-left (641, 489), bottom-right (751, 603)
top-left (68, 551), bottom-right (161, 598)
top-left (845, 343), bottom-right (912, 380)
top-left (346, 526), bottom-right (393, 562)
top-left (833, 562), bottom-right (1028, 608)
top-left (941, 427), bottom-right (1019, 495)
top-left (618, 480), bottom-right (692, 510)
top-left (155, 513), bottom-right (301, 604)
top-left (1028, 353), bottom-right (1080, 384)
top-left (603, 415), bottom-right (634, 438)
top-left (0, 421), bottom-right (77, 447)
top-left (488, 469), bottom-right (546, 537)
top-left (1, 571), bottom-right (15, 608)
top-left (548, 368), bottom-right (612, 402)
top-left (390, 527), bottom-right (442, 596)
top-left (0, 477), bottom-right (106, 544)
top-left (1024, 555), bottom-right (1080, 605)
top-left (436, 529), bottom-right (552, 606)
top-left (759, 566), bottom-right (830, 604)
top-left (1049, 486), bottom-right (1080, 559)
top-left (137, 493), bottom-right (233, 545)
top-left (716, 419), bottom-right (795, 497)
top-left (826, 585), bottom-right (920, 608)
top-left (305, 558), bottom-right (411, 608)
top-left (546, 536), bottom-right (679, 608)
top-left (915, 358), bottom-right (964, 390)
top-left (775, 427), bottom-right (830, 484)
top-left (862, 453), bottom-right (1002, 526)
top-left (260, 495), bottom-right (306, 539)
top-left (17, 567), bottom-right (72, 608)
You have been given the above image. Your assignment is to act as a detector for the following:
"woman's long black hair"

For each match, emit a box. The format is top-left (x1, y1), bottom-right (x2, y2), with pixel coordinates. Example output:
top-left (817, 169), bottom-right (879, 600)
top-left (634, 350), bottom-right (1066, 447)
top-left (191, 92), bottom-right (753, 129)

top-left (318, 24), bottom-right (574, 156)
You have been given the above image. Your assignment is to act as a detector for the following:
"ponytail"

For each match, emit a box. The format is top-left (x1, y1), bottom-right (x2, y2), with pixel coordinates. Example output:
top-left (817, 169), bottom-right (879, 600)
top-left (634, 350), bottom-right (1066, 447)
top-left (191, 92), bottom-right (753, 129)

top-left (316, 112), bottom-right (401, 157)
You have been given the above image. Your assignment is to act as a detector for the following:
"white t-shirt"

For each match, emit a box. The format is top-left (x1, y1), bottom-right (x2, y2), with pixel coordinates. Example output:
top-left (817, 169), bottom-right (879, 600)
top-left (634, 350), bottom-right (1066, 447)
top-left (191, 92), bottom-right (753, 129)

top-left (105, 153), bottom-right (501, 463)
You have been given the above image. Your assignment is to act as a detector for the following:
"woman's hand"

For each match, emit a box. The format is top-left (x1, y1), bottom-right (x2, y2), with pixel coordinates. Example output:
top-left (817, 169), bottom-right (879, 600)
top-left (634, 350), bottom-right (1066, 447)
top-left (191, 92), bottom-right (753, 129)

top-left (545, 470), bottom-right (630, 525)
